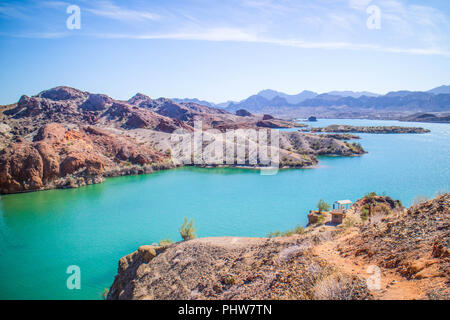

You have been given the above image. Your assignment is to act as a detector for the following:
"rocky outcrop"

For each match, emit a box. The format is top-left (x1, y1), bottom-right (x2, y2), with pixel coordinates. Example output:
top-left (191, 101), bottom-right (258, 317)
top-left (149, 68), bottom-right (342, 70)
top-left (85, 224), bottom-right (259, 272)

top-left (0, 123), bottom-right (170, 194)
top-left (81, 94), bottom-right (113, 111)
top-left (108, 194), bottom-right (449, 300)
top-left (351, 194), bottom-right (404, 217)
top-left (280, 132), bottom-right (366, 157)
top-left (38, 86), bottom-right (87, 101)
top-left (401, 112), bottom-right (450, 123)
top-left (338, 194), bottom-right (449, 298)
top-left (2, 88), bottom-right (194, 133)
top-left (108, 237), bottom-right (371, 300)
top-left (235, 109), bottom-right (253, 117)
top-left (0, 140), bottom-right (45, 193)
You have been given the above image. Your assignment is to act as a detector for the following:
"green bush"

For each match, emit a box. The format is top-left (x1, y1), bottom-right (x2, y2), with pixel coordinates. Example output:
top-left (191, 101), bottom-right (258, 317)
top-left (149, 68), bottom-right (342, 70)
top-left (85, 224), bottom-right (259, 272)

top-left (364, 192), bottom-right (377, 199)
top-left (179, 218), bottom-right (197, 241)
top-left (159, 237), bottom-right (174, 247)
top-left (224, 275), bottom-right (236, 285)
top-left (343, 217), bottom-right (356, 228)
top-left (316, 215), bottom-right (326, 225)
top-left (294, 225), bottom-right (305, 235)
top-left (102, 288), bottom-right (109, 300)
top-left (267, 225), bottom-right (305, 238)
top-left (317, 199), bottom-right (331, 213)
top-left (267, 230), bottom-right (282, 238)
top-left (361, 206), bottom-right (369, 221)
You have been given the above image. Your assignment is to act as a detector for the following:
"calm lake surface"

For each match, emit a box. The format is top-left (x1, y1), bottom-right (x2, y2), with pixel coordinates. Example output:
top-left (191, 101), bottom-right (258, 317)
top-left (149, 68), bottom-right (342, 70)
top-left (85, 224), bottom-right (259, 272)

top-left (0, 119), bottom-right (449, 299)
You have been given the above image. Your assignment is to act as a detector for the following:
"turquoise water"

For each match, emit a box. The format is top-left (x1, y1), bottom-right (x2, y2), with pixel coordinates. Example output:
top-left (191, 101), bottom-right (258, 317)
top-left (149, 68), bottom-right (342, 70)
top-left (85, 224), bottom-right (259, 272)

top-left (0, 119), bottom-right (448, 299)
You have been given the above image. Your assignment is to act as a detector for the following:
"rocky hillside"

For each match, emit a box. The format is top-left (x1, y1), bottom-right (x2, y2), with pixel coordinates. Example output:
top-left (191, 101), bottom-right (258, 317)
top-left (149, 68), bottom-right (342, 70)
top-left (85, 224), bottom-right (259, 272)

top-left (108, 194), bottom-right (449, 300)
top-left (0, 123), bottom-right (172, 194)
top-left (338, 194), bottom-right (449, 298)
top-left (107, 237), bottom-right (371, 300)
top-left (0, 87), bottom-right (367, 194)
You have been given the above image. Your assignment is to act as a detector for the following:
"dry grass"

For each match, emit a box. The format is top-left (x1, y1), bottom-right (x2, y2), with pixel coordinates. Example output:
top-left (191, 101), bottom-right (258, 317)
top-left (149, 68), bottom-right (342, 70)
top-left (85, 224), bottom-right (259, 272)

top-left (313, 273), bottom-right (366, 300)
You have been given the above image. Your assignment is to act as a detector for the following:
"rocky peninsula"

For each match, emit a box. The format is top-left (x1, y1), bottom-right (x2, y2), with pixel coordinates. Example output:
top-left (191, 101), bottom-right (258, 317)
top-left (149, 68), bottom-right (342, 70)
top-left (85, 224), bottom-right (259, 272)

top-left (310, 125), bottom-right (430, 134)
top-left (316, 133), bottom-right (361, 140)
top-left (107, 193), bottom-right (449, 300)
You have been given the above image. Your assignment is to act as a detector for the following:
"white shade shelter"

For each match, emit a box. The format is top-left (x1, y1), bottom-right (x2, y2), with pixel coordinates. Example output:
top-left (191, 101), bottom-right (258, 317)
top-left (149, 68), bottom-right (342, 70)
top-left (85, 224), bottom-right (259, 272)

top-left (333, 200), bottom-right (352, 211)
top-left (331, 200), bottom-right (353, 224)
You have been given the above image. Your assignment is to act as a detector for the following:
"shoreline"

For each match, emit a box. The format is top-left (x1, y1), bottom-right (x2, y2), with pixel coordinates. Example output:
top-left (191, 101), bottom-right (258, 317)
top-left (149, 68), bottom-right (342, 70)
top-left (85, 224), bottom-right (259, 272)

top-left (0, 162), bottom-right (323, 196)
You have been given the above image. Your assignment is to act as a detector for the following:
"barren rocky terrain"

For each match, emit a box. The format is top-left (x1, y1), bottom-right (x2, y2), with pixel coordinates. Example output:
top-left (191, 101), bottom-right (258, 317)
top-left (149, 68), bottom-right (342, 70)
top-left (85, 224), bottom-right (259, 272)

top-left (0, 86), bottom-right (366, 194)
top-left (310, 125), bottom-right (431, 134)
top-left (107, 194), bottom-right (449, 300)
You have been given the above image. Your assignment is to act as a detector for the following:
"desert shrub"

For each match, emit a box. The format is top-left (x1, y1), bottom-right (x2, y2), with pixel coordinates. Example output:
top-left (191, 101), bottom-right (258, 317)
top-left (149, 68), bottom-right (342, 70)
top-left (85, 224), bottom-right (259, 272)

top-left (317, 199), bottom-right (330, 213)
top-left (360, 205), bottom-right (369, 221)
top-left (282, 230), bottom-right (295, 236)
top-left (352, 142), bottom-right (362, 150)
top-left (412, 195), bottom-right (428, 206)
top-left (294, 225), bottom-right (306, 235)
top-left (159, 238), bottom-right (173, 247)
top-left (278, 243), bottom-right (311, 262)
top-left (267, 230), bottom-right (282, 238)
top-left (267, 225), bottom-right (305, 238)
top-left (369, 211), bottom-right (387, 224)
top-left (123, 161), bottom-right (132, 167)
top-left (364, 192), bottom-right (377, 199)
top-left (313, 274), bottom-right (361, 300)
top-left (316, 215), bottom-right (326, 225)
top-left (224, 275), bottom-right (236, 285)
top-left (343, 216), bottom-right (356, 228)
top-left (102, 288), bottom-right (109, 300)
top-left (179, 218), bottom-right (197, 241)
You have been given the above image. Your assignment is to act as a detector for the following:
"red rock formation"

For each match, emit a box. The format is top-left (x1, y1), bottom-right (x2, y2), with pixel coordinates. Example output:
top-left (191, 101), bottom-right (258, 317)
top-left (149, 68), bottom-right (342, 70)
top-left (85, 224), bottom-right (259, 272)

top-left (0, 123), bottom-right (170, 194)
top-left (0, 140), bottom-right (45, 193)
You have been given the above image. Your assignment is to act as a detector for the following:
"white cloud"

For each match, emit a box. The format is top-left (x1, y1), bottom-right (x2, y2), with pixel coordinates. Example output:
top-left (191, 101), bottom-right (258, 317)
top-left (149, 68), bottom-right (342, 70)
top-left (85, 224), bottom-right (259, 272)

top-left (1, 0), bottom-right (449, 58)
top-left (85, 0), bottom-right (160, 22)
top-left (348, 0), bottom-right (373, 10)
top-left (0, 2), bottom-right (29, 19)
top-left (90, 27), bottom-right (450, 57)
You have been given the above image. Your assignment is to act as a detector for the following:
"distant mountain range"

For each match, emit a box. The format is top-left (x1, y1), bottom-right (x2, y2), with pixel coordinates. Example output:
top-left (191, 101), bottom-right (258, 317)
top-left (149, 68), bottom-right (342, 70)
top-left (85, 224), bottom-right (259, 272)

top-left (173, 86), bottom-right (450, 117)
top-left (427, 85), bottom-right (450, 95)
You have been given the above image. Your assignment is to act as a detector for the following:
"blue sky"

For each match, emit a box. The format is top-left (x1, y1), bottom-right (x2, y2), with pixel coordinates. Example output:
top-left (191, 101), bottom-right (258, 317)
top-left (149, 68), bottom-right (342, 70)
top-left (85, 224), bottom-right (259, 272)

top-left (1, 0), bottom-right (450, 104)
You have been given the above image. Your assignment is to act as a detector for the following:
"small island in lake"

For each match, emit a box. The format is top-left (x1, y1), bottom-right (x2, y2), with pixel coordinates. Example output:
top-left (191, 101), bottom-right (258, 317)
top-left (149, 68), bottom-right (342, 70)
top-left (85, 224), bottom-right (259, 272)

top-left (311, 125), bottom-right (430, 134)
top-left (316, 133), bottom-right (361, 140)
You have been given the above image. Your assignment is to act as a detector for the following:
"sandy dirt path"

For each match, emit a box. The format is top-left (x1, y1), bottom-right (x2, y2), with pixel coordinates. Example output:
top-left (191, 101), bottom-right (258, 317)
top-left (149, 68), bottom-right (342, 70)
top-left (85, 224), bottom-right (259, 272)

top-left (312, 230), bottom-right (426, 300)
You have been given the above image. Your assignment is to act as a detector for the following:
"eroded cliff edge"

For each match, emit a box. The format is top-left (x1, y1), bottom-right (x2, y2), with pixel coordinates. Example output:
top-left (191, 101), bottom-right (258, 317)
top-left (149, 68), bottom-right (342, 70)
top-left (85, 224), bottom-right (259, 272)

top-left (108, 194), bottom-right (449, 300)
